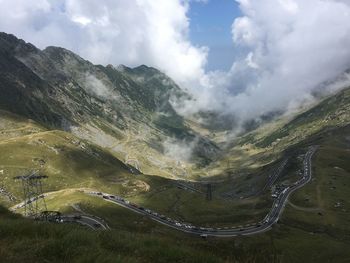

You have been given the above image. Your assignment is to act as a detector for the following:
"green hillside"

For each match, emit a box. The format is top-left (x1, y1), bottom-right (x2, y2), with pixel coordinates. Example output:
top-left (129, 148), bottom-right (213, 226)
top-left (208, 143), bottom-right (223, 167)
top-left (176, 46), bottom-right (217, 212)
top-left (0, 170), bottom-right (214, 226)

top-left (1, 32), bottom-right (350, 263)
top-left (1, 123), bottom-right (350, 263)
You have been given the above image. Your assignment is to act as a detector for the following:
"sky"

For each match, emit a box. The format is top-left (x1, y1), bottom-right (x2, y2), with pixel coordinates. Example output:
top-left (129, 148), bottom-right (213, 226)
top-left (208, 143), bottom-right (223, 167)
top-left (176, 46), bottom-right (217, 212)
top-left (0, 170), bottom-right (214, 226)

top-left (189, 0), bottom-right (241, 71)
top-left (1, 0), bottom-right (350, 129)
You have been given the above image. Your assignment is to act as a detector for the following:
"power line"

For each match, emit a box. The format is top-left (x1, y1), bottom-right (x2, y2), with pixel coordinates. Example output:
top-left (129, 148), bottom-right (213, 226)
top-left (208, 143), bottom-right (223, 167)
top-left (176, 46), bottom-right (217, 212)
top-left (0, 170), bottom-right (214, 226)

top-left (14, 171), bottom-right (48, 218)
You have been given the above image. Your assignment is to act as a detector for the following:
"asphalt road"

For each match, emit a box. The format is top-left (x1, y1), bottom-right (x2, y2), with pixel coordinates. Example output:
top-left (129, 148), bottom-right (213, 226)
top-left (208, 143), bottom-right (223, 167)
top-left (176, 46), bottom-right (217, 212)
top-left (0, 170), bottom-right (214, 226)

top-left (61, 214), bottom-right (109, 230)
top-left (87, 146), bottom-right (318, 237)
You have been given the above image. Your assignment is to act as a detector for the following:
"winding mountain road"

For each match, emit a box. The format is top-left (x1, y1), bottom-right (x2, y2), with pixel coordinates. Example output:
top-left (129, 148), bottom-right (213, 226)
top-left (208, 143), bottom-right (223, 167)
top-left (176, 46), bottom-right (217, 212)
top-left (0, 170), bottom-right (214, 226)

top-left (88, 146), bottom-right (318, 237)
top-left (10, 147), bottom-right (317, 236)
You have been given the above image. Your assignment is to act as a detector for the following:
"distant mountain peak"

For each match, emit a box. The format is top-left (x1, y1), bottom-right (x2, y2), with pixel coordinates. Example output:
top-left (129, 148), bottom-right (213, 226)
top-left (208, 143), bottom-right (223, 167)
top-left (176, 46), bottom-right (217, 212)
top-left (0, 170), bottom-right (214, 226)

top-left (43, 46), bottom-right (87, 65)
top-left (0, 32), bottom-right (38, 55)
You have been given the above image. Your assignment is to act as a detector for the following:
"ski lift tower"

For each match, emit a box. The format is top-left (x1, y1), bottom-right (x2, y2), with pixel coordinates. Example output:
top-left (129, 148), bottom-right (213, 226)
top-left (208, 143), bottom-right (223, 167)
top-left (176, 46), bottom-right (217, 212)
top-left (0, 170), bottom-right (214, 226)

top-left (14, 171), bottom-right (48, 218)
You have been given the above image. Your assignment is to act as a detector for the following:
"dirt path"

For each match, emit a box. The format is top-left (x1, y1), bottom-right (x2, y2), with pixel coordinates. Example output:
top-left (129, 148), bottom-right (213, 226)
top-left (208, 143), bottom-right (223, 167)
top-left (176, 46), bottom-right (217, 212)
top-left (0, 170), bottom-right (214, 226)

top-left (0, 130), bottom-right (58, 145)
top-left (10, 187), bottom-right (97, 211)
top-left (287, 200), bottom-right (321, 212)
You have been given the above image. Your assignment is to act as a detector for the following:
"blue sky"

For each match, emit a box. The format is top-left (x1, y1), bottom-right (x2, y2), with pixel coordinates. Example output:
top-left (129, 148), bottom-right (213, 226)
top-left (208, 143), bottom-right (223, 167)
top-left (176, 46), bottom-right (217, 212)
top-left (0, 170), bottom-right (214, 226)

top-left (189, 0), bottom-right (241, 71)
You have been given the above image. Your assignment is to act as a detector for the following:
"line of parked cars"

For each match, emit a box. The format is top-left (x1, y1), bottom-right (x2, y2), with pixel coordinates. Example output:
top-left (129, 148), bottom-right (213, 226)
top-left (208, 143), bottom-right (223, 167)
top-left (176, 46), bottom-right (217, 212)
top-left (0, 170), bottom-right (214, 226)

top-left (89, 191), bottom-right (265, 233)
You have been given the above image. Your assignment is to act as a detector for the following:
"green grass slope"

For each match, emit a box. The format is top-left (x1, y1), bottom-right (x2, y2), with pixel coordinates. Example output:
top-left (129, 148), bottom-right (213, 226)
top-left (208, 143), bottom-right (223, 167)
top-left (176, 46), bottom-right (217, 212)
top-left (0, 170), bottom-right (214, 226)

top-left (0, 110), bottom-right (150, 207)
top-left (1, 124), bottom-right (350, 263)
top-left (251, 86), bottom-right (350, 149)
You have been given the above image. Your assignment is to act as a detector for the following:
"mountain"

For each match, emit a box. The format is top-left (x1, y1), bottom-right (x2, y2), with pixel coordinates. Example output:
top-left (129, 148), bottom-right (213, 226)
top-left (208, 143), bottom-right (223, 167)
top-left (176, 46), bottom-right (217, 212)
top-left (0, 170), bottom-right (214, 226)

top-left (0, 32), bottom-right (220, 178)
top-left (1, 32), bottom-right (350, 263)
top-left (2, 32), bottom-right (350, 179)
top-left (239, 85), bottom-right (350, 149)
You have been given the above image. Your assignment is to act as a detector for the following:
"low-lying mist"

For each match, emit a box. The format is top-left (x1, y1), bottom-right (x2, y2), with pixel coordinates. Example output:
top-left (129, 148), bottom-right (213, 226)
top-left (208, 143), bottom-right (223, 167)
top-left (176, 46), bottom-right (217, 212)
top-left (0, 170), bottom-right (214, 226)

top-left (1, 0), bottom-right (350, 134)
top-left (175, 0), bottom-right (350, 132)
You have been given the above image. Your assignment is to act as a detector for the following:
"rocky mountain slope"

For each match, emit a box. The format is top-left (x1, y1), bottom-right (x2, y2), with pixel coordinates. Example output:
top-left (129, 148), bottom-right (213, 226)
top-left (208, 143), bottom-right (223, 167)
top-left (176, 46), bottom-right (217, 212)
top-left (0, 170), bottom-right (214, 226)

top-left (1, 32), bottom-right (350, 180)
top-left (0, 32), bottom-right (219, 178)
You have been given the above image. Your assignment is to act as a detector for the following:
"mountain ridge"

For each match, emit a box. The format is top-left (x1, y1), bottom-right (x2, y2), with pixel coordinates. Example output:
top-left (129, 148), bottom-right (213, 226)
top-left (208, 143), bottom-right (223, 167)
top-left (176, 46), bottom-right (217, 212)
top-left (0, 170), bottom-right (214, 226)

top-left (1, 31), bottom-right (350, 180)
top-left (0, 32), bottom-right (221, 178)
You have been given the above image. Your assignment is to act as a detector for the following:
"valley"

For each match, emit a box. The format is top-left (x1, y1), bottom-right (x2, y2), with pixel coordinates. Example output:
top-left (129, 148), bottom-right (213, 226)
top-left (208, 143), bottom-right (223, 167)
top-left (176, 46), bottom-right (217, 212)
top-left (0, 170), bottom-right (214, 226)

top-left (0, 32), bottom-right (350, 262)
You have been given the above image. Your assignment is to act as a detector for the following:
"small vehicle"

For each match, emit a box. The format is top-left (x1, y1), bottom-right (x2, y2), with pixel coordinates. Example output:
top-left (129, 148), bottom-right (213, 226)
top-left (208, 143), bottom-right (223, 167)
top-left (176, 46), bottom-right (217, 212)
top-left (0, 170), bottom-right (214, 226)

top-left (103, 195), bottom-right (109, 199)
top-left (73, 215), bottom-right (82, 220)
top-left (200, 234), bottom-right (208, 239)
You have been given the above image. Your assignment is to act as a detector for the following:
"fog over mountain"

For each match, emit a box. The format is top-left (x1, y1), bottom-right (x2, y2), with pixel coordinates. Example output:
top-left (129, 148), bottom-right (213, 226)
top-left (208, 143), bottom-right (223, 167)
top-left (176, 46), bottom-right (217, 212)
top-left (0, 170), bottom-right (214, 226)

top-left (1, 0), bottom-right (350, 129)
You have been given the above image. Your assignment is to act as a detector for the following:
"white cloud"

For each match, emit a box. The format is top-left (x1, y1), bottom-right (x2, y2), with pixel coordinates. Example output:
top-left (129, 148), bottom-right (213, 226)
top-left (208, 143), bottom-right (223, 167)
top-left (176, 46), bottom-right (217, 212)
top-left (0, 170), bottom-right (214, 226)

top-left (278, 0), bottom-right (299, 14)
top-left (163, 137), bottom-right (197, 162)
top-left (232, 16), bottom-right (259, 46)
top-left (0, 0), bottom-right (208, 86)
top-left (1, 0), bottom-right (350, 130)
top-left (245, 52), bottom-right (259, 69)
top-left (185, 0), bottom-right (350, 126)
top-left (227, 0), bottom-right (350, 119)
